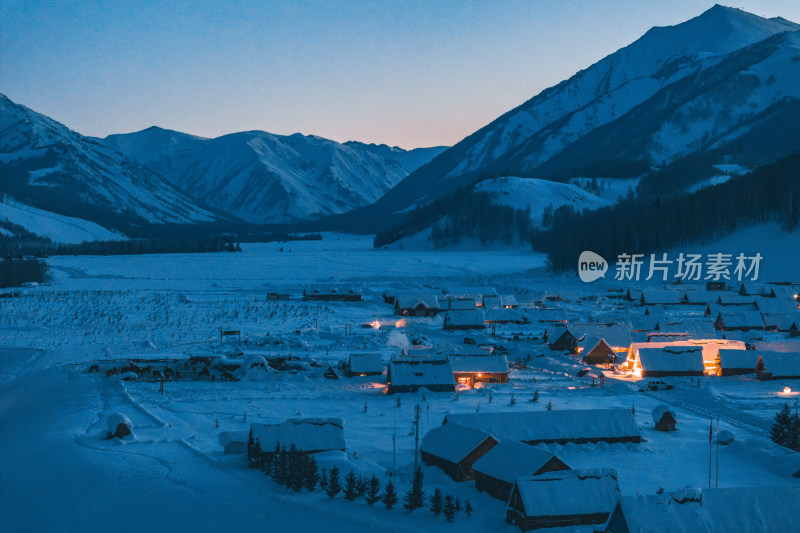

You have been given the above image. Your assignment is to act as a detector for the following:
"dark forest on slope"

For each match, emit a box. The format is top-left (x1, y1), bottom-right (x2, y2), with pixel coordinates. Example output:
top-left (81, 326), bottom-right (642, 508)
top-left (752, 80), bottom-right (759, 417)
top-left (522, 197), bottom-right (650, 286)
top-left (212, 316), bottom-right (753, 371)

top-left (532, 151), bottom-right (800, 272)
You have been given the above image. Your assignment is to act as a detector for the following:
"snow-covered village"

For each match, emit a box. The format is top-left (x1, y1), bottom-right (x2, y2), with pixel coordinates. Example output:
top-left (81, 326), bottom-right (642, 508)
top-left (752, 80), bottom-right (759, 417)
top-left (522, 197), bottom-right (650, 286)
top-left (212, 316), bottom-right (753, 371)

top-left (2, 3), bottom-right (800, 533)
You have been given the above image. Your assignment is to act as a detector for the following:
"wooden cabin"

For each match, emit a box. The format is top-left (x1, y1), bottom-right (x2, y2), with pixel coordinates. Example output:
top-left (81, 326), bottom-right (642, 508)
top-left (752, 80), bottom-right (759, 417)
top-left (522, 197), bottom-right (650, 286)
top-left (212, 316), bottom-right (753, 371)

top-left (714, 349), bottom-right (759, 376)
top-left (473, 440), bottom-right (571, 501)
top-left (604, 486), bottom-right (800, 533)
top-left (345, 353), bottom-right (384, 377)
top-left (634, 346), bottom-right (704, 378)
top-left (249, 417), bottom-right (346, 456)
top-left (219, 430), bottom-right (249, 454)
top-left (393, 293), bottom-right (440, 316)
top-left (302, 287), bottom-right (361, 302)
top-left (507, 469), bottom-right (620, 531)
top-left (386, 355), bottom-right (455, 393)
top-left (652, 405), bottom-right (676, 432)
top-left (583, 338), bottom-right (617, 366)
top-left (756, 351), bottom-right (800, 380)
top-left (714, 311), bottom-right (765, 331)
top-left (548, 328), bottom-right (578, 352)
top-left (443, 311), bottom-right (486, 331)
top-left (444, 409), bottom-right (641, 446)
top-left (420, 423), bottom-right (498, 481)
top-left (450, 355), bottom-right (509, 387)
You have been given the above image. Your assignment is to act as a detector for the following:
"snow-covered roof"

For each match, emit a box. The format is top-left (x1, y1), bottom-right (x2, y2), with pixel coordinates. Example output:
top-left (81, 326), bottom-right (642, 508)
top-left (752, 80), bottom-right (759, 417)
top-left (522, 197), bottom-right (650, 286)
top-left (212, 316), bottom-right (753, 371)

top-left (443, 311), bottom-right (486, 327)
top-left (445, 409), bottom-right (640, 443)
top-left (442, 286), bottom-right (498, 299)
top-left (758, 351), bottom-right (800, 377)
top-left (218, 430), bottom-right (249, 446)
top-left (754, 297), bottom-right (800, 315)
top-left (444, 298), bottom-right (477, 311)
top-left (525, 308), bottom-right (569, 323)
top-left (484, 308), bottom-right (525, 323)
top-left (388, 359), bottom-right (455, 387)
top-left (651, 405), bottom-right (676, 424)
top-left (609, 486), bottom-right (800, 533)
top-left (250, 417), bottom-right (346, 453)
top-left (716, 310), bottom-right (765, 329)
top-left (420, 423), bottom-right (496, 464)
top-left (716, 349), bottom-right (759, 369)
top-left (472, 440), bottom-right (566, 483)
top-left (574, 324), bottom-right (632, 349)
top-left (629, 339), bottom-right (745, 364)
top-left (394, 293), bottom-right (439, 310)
top-left (637, 346), bottom-right (705, 372)
top-left (107, 413), bottom-right (133, 434)
top-left (753, 340), bottom-right (800, 353)
top-left (348, 353), bottom-right (384, 373)
top-left (449, 355), bottom-right (509, 374)
top-left (512, 469), bottom-right (620, 518)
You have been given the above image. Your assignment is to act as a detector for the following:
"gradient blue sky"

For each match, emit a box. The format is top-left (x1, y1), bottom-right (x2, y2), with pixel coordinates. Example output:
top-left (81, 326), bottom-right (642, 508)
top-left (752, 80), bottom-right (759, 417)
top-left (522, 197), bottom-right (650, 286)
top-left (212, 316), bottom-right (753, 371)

top-left (2, 1), bottom-right (799, 148)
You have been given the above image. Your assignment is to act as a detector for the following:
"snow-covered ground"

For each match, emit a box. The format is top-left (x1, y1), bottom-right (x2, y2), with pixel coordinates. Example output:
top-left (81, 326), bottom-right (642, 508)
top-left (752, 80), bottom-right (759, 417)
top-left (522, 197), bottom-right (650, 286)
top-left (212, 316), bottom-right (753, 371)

top-left (1, 234), bottom-right (798, 532)
top-left (476, 177), bottom-right (610, 225)
top-left (0, 197), bottom-right (126, 243)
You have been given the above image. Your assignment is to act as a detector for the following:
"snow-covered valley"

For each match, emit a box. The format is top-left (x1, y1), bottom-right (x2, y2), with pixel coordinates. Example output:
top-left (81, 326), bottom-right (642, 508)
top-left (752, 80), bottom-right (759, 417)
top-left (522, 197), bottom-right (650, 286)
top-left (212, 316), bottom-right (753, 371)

top-left (2, 235), bottom-right (799, 532)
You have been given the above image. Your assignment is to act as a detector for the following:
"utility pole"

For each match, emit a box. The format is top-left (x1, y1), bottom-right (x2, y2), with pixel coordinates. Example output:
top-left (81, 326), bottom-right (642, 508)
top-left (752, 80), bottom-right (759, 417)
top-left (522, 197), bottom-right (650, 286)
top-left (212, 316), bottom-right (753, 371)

top-left (708, 418), bottom-right (713, 489)
top-left (414, 403), bottom-right (421, 470)
top-left (715, 418), bottom-right (720, 488)
top-left (392, 406), bottom-right (397, 471)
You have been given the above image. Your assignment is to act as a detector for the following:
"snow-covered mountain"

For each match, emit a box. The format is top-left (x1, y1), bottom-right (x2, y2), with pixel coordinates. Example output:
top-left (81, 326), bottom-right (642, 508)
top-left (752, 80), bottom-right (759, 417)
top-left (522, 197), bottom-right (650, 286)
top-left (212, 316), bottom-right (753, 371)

top-left (474, 177), bottom-right (610, 226)
top-left (0, 94), bottom-right (218, 238)
top-left (352, 5), bottom-right (800, 230)
top-left (100, 127), bottom-right (446, 224)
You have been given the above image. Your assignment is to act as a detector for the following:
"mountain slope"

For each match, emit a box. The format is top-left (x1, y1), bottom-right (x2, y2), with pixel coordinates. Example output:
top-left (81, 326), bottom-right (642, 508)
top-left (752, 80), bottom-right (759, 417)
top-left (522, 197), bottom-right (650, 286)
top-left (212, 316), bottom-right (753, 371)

top-left (101, 127), bottom-right (446, 224)
top-left (0, 94), bottom-right (218, 236)
top-left (342, 5), bottom-right (800, 232)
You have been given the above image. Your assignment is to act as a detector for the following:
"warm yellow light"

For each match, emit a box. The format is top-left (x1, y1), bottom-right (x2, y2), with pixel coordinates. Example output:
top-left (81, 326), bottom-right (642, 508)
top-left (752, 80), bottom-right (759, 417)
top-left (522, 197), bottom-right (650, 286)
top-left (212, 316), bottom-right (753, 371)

top-left (370, 320), bottom-right (381, 329)
top-left (395, 318), bottom-right (407, 328)
top-left (784, 387), bottom-right (792, 394)
top-left (477, 373), bottom-right (482, 378)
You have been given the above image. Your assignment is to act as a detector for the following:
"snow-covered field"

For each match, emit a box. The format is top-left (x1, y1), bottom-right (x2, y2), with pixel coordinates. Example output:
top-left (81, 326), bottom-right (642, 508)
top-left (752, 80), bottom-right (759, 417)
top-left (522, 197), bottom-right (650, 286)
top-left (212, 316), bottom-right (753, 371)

top-left (0, 197), bottom-right (126, 243)
top-left (2, 234), bottom-right (798, 532)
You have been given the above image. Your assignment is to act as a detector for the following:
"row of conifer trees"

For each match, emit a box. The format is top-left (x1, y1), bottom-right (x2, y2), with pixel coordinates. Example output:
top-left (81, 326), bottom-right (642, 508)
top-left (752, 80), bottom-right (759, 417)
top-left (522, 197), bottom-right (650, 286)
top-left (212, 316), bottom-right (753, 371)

top-left (246, 433), bottom-right (472, 521)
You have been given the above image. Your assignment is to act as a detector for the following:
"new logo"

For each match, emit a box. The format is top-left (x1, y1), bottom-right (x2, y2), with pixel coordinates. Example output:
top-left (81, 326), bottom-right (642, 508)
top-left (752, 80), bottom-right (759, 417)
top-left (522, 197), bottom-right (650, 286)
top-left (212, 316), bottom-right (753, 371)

top-left (578, 251), bottom-right (608, 282)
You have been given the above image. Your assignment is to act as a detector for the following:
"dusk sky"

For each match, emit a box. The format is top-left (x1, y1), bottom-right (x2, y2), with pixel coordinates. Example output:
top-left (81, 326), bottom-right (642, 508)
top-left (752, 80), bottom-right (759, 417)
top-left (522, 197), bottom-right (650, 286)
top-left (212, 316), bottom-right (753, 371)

top-left (3, 1), bottom-right (800, 149)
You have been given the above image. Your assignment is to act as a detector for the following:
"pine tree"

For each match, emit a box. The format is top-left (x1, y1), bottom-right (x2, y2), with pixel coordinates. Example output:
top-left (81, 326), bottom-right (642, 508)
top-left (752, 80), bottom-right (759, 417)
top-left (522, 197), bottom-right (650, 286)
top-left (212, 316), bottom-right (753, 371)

top-left (790, 410), bottom-right (800, 452)
top-left (455, 498), bottom-right (461, 513)
top-left (546, 400), bottom-right (553, 411)
top-left (303, 455), bottom-right (319, 491)
top-left (276, 444), bottom-right (290, 486)
top-left (270, 442), bottom-right (281, 478)
top-left (247, 431), bottom-right (256, 467)
top-left (770, 403), bottom-right (793, 447)
top-left (464, 499), bottom-right (473, 517)
top-left (382, 480), bottom-right (398, 509)
top-left (365, 475), bottom-right (382, 506)
top-left (319, 469), bottom-right (329, 490)
top-left (403, 468), bottom-right (425, 513)
top-left (325, 466), bottom-right (342, 498)
top-left (288, 445), bottom-right (303, 492)
top-left (443, 495), bottom-right (457, 522)
top-left (344, 470), bottom-right (359, 501)
top-left (429, 488), bottom-right (443, 516)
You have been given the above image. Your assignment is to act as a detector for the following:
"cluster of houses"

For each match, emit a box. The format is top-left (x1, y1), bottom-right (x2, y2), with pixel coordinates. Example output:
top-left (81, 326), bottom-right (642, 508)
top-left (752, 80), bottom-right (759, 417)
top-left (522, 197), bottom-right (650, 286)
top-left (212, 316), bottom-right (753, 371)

top-left (415, 408), bottom-right (798, 531)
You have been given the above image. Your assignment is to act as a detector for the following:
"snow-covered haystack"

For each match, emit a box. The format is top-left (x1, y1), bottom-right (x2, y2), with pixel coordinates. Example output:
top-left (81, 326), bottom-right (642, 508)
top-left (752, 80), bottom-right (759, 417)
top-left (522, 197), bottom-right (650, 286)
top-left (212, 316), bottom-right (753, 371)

top-left (717, 429), bottom-right (735, 445)
top-left (233, 354), bottom-right (271, 380)
top-left (107, 413), bottom-right (134, 440)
